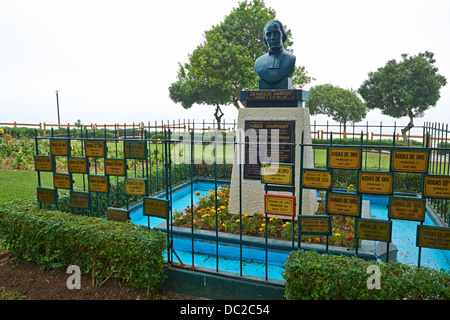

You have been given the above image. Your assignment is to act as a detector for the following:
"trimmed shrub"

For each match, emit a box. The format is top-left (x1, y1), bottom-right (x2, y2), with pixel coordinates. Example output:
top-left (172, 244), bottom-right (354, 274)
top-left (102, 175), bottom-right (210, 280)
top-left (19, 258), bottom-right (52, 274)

top-left (0, 201), bottom-right (167, 290)
top-left (283, 250), bottom-right (449, 300)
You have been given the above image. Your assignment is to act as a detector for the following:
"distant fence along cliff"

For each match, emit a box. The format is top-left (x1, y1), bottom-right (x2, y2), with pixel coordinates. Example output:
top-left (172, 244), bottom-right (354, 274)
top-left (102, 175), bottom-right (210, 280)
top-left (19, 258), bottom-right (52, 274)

top-left (1, 120), bottom-right (449, 145)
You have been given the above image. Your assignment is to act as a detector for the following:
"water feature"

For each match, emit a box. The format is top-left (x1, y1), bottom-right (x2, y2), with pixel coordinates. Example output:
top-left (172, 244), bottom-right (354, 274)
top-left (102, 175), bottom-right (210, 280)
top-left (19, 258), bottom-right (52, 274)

top-left (367, 197), bottom-right (450, 271)
top-left (130, 181), bottom-right (216, 228)
top-left (130, 181), bottom-right (450, 281)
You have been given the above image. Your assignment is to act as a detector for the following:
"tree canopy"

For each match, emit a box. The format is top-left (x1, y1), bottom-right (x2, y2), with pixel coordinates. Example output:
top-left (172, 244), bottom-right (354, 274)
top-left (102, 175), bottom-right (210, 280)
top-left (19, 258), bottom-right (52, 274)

top-left (306, 84), bottom-right (367, 135)
top-left (358, 51), bottom-right (447, 143)
top-left (168, 0), bottom-right (313, 127)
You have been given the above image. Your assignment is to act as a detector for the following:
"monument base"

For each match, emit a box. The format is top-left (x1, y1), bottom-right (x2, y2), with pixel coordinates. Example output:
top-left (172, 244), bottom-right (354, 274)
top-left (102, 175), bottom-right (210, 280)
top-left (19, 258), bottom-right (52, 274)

top-left (229, 107), bottom-right (317, 218)
top-left (240, 89), bottom-right (309, 108)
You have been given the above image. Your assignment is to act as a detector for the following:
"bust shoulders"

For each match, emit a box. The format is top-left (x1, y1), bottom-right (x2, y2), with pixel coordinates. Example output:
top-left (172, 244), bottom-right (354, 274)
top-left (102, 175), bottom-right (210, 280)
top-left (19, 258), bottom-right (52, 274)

top-left (255, 50), bottom-right (296, 84)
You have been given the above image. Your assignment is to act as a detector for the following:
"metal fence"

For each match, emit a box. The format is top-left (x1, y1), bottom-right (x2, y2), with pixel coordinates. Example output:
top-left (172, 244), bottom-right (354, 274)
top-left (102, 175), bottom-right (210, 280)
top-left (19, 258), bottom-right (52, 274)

top-left (34, 119), bottom-right (450, 281)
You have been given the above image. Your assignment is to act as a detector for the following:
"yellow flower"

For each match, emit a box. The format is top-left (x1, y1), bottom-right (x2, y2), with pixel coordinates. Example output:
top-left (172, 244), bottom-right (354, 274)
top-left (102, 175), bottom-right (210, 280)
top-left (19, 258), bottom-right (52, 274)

top-left (0, 129), bottom-right (4, 134)
top-left (335, 232), bottom-right (341, 237)
top-left (261, 223), bottom-right (265, 227)
top-left (236, 219), bottom-right (240, 223)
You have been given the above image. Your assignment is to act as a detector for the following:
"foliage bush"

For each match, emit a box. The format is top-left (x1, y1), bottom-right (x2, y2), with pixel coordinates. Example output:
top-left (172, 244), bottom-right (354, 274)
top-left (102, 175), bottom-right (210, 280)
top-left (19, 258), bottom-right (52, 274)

top-left (283, 250), bottom-right (449, 300)
top-left (0, 201), bottom-right (167, 290)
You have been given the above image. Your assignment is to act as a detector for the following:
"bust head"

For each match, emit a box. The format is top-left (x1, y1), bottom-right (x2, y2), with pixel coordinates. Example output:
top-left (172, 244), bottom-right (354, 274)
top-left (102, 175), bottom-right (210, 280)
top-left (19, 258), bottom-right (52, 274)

top-left (254, 20), bottom-right (295, 89)
top-left (263, 20), bottom-right (287, 52)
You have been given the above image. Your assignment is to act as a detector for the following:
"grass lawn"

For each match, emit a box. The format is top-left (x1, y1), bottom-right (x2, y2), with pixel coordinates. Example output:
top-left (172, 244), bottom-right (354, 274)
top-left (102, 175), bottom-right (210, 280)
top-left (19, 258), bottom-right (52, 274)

top-left (0, 169), bottom-right (44, 203)
top-left (0, 170), bottom-right (87, 203)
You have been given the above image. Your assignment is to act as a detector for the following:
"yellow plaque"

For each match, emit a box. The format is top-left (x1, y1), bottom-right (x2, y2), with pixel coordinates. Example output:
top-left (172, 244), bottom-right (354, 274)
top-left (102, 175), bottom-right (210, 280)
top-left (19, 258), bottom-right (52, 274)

top-left (107, 208), bottom-right (129, 222)
top-left (424, 176), bottom-right (450, 199)
top-left (34, 156), bottom-right (53, 172)
top-left (50, 140), bottom-right (69, 156)
top-left (88, 175), bottom-right (109, 193)
top-left (302, 170), bottom-right (332, 190)
top-left (68, 157), bottom-right (88, 174)
top-left (70, 191), bottom-right (90, 209)
top-left (327, 193), bottom-right (361, 217)
top-left (261, 163), bottom-right (293, 186)
top-left (417, 226), bottom-right (450, 250)
top-left (264, 194), bottom-right (296, 217)
top-left (388, 197), bottom-right (425, 222)
top-left (356, 219), bottom-right (392, 242)
top-left (105, 159), bottom-right (126, 176)
top-left (85, 140), bottom-right (106, 157)
top-left (124, 141), bottom-right (146, 159)
top-left (53, 173), bottom-right (72, 190)
top-left (391, 150), bottom-right (428, 173)
top-left (299, 216), bottom-right (332, 235)
top-left (125, 178), bottom-right (147, 196)
top-left (358, 172), bottom-right (393, 195)
top-left (328, 148), bottom-right (361, 169)
top-left (143, 197), bottom-right (168, 219)
top-left (37, 187), bottom-right (56, 204)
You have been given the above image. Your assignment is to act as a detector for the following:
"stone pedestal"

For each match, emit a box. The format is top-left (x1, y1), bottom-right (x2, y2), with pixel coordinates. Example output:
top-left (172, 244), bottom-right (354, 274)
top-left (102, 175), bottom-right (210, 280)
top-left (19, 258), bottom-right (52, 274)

top-left (229, 103), bottom-right (317, 217)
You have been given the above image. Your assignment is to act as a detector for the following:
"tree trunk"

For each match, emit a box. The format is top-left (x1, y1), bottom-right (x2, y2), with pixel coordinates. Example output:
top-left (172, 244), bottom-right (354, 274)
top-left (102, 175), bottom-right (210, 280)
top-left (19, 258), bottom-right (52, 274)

top-left (401, 109), bottom-right (414, 146)
top-left (343, 121), bottom-right (347, 139)
top-left (214, 104), bottom-right (224, 130)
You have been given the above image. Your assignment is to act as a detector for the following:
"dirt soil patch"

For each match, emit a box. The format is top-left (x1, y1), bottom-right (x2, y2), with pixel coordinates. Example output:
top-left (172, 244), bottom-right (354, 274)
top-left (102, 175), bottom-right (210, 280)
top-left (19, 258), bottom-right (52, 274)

top-left (0, 251), bottom-right (192, 300)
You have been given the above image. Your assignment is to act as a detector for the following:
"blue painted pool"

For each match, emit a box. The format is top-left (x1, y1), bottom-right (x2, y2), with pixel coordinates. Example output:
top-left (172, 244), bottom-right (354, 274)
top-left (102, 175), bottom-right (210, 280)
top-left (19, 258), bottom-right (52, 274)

top-left (130, 182), bottom-right (450, 279)
top-left (131, 182), bottom-right (217, 228)
top-left (368, 198), bottom-right (450, 271)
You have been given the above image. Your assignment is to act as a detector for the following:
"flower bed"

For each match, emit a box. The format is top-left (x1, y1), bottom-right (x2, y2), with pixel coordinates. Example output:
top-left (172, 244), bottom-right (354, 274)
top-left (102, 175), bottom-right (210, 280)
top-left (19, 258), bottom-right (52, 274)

top-left (172, 185), bottom-right (358, 248)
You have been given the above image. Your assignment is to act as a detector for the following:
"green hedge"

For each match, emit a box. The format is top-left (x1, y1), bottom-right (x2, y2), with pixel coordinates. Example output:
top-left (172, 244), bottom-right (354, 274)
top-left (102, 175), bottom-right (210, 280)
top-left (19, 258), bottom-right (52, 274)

top-left (283, 250), bottom-right (449, 300)
top-left (0, 201), bottom-right (167, 290)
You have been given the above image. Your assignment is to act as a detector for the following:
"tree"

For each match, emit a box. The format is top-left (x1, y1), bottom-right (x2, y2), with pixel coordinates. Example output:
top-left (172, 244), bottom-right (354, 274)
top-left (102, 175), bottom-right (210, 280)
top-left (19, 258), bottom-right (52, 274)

top-left (168, 0), bottom-right (313, 127)
top-left (306, 84), bottom-right (367, 137)
top-left (358, 51), bottom-right (447, 144)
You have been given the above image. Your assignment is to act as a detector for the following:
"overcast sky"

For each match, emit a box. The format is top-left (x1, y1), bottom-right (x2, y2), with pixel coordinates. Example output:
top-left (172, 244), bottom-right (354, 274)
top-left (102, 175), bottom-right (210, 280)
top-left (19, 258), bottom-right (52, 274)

top-left (1, 0), bottom-right (449, 131)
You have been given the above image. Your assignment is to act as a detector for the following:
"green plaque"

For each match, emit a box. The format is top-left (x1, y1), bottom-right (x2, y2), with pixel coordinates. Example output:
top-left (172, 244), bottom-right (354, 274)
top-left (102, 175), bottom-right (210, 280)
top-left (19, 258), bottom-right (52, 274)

top-left (37, 187), bottom-right (57, 204)
top-left (124, 141), bottom-right (147, 159)
top-left (107, 207), bottom-right (129, 222)
top-left (143, 197), bottom-right (169, 219)
top-left (70, 191), bottom-right (90, 209)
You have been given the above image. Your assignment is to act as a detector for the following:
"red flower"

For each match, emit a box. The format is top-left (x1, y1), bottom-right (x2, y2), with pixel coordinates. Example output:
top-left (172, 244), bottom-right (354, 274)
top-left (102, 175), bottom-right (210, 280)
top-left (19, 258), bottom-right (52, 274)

top-left (7, 140), bottom-right (12, 145)
top-left (346, 235), bottom-right (354, 241)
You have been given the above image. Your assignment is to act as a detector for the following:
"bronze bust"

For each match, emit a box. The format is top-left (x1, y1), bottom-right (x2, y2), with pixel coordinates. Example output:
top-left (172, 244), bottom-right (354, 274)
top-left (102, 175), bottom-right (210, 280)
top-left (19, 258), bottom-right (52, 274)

top-left (254, 20), bottom-right (296, 89)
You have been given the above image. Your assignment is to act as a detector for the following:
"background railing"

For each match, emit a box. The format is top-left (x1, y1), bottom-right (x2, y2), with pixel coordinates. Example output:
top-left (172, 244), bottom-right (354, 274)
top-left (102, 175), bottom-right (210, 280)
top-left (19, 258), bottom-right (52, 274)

top-left (5, 119), bottom-right (450, 145)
